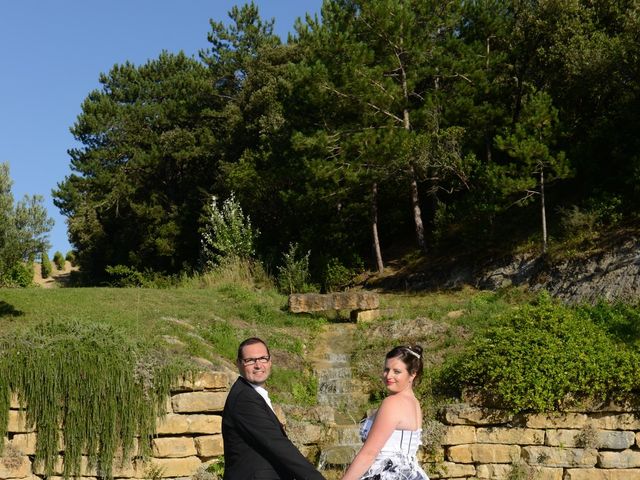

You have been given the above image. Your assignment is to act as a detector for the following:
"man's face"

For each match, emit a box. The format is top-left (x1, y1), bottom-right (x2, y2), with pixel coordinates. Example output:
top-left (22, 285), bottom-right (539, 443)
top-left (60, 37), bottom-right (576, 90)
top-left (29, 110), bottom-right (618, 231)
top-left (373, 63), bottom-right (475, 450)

top-left (238, 342), bottom-right (272, 386)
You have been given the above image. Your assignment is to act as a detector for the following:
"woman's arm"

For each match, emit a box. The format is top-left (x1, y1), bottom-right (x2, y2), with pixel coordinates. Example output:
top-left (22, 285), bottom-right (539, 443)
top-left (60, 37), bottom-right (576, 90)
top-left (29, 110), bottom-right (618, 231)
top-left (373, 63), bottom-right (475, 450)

top-left (341, 397), bottom-right (400, 480)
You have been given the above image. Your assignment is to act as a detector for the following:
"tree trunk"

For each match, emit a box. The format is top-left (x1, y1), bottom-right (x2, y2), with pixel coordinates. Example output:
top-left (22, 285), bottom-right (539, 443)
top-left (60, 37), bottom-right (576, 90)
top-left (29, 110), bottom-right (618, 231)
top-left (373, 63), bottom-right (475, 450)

top-left (409, 169), bottom-right (426, 252)
top-left (371, 182), bottom-right (384, 274)
top-left (540, 169), bottom-right (547, 253)
top-left (401, 65), bottom-right (427, 252)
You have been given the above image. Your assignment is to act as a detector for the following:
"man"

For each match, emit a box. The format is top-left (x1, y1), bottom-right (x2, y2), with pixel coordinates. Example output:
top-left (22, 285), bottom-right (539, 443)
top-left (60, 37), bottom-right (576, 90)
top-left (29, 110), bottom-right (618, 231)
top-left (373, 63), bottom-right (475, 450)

top-left (222, 337), bottom-right (325, 480)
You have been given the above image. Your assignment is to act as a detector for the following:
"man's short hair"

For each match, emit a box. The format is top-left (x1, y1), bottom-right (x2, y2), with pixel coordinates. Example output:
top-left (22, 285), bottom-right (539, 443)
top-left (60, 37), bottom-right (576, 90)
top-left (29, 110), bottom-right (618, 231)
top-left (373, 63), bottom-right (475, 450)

top-left (237, 337), bottom-right (270, 362)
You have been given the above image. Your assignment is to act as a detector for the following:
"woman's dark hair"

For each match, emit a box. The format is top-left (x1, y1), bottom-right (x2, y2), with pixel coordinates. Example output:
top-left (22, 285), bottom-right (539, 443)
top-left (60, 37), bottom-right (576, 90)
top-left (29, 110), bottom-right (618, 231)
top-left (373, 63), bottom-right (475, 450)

top-left (386, 345), bottom-right (424, 385)
top-left (237, 337), bottom-right (270, 362)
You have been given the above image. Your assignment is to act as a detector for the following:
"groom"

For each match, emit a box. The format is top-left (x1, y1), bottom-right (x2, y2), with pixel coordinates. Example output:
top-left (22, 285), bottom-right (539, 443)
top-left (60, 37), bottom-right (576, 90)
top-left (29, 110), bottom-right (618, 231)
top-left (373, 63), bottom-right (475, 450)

top-left (222, 337), bottom-right (325, 480)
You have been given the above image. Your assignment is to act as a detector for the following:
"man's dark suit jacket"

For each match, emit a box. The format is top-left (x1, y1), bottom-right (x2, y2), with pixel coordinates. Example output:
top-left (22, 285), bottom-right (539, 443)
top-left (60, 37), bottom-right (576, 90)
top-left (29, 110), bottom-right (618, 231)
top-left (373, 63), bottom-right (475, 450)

top-left (222, 376), bottom-right (324, 480)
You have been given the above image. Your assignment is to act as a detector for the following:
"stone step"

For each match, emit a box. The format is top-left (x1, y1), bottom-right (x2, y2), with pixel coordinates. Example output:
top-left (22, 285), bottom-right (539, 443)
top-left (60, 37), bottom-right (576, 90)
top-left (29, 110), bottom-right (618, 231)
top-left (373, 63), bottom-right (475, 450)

top-left (318, 445), bottom-right (358, 467)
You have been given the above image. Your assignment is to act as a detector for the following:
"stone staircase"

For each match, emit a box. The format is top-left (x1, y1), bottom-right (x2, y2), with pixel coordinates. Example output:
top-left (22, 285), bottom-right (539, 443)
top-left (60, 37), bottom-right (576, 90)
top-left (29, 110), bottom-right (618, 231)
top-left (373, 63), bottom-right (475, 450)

top-left (312, 323), bottom-right (369, 476)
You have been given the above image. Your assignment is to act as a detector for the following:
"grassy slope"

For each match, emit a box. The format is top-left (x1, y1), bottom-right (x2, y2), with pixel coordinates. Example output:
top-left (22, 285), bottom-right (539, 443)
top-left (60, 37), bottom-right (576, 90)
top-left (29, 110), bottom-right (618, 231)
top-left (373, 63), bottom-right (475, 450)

top-left (0, 285), bottom-right (324, 403)
top-left (0, 281), bottom-right (535, 408)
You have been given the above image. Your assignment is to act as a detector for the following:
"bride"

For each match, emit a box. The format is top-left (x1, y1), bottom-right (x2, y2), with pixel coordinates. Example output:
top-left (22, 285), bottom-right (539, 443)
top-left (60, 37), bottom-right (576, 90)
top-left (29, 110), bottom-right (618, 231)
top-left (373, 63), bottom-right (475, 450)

top-left (342, 345), bottom-right (429, 480)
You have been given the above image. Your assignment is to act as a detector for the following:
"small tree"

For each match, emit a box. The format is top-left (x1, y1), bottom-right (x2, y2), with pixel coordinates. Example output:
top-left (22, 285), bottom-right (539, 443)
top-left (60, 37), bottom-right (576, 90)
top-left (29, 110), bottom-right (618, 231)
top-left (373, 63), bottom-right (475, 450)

top-left (65, 251), bottom-right (76, 266)
top-left (277, 243), bottom-right (312, 294)
top-left (495, 91), bottom-right (572, 253)
top-left (41, 252), bottom-right (52, 279)
top-left (53, 251), bottom-right (65, 270)
top-left (200, 193), bottom-right (258, 268)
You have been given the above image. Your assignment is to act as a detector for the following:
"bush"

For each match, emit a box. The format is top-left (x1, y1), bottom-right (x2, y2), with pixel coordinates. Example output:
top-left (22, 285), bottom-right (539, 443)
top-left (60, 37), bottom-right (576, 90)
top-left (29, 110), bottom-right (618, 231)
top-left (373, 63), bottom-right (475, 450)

top-left (0, 262), bottom-right (33, 287)
top-left (105, 265), bottom-right (146, 287)
top-left (65, 251), bottom-right (76, 266)
top-left (53, 251), bottom-right (65, 270)
top-left (40, 252), bottom-right (52, 279)
top-left (200, 193), bottom-right (258, 268)
top-left (439, 293), bottom-right (640, 412)
top-left (277, 243), bottom-right (314, 294)
top-left (323, 258), bottom-right (354, 292)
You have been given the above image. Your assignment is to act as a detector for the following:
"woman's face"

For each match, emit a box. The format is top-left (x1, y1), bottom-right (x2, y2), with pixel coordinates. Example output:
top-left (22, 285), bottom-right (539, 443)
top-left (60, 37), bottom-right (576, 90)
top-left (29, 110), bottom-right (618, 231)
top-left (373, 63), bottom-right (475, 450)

top-left (382, 356), bottom-right (416, 394)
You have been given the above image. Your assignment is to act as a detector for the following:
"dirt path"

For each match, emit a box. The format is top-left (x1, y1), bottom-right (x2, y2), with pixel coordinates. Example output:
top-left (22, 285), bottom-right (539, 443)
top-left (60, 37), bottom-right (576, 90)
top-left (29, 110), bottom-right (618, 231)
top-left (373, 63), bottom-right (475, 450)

top-left (32, 261), bottom-right (77, 288)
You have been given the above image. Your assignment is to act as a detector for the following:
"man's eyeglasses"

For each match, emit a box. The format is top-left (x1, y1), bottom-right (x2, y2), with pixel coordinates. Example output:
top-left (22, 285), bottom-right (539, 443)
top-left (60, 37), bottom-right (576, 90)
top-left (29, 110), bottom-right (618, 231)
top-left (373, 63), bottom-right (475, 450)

top-left (241, 356), bottom-right (271, 366)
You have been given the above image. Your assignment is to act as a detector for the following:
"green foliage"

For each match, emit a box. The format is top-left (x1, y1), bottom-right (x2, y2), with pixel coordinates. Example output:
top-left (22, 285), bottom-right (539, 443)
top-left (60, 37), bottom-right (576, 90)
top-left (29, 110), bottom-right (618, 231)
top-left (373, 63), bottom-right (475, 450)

top-left (104, 265), bottom-right (146, 287)
top-left (65, 250), bottom-right (76, 266)
top-left (194, 256), bottom-right (274, 291)
top-left (53, 250), bottom-right (65, 270)
top-left (0, 162), bottom-right (53, 282)
top-left (277, 243), bottom-right (314, 294)
top-left (44, 0), bottom-right (640, 280)
top-left (200, 193), bottom-right (258, 268)
top-left (269, 368), bottom-right (318, 406)
top-left (53, 51), bottom-right (218, 278)
top-left (3, 262), bottom-right (34, 287)
top-left (322, 258), bottom-right (353, 292)
top-left (0, 321), bottom-right (189, 479)
top-left (204, 458), bottom-right (225, 479)
top-left (577, 301), bottom-right (640, 348)
top-left (440, 293), bottom-right (640, 412)
top-left (40, 252), bottom-right (52, 279)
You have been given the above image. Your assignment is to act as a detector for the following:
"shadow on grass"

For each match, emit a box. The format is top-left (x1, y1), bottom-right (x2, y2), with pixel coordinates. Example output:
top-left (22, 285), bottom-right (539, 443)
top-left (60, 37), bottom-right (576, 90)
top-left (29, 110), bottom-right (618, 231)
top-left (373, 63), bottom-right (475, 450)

top-left (0, 301), bottom-right (24, 317)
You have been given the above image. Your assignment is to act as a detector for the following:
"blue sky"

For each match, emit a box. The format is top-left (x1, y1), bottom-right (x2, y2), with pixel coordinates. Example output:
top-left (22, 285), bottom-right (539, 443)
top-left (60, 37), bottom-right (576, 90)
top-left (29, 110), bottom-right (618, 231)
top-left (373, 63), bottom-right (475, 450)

top-left (0, 1), bottom-right (322, 256)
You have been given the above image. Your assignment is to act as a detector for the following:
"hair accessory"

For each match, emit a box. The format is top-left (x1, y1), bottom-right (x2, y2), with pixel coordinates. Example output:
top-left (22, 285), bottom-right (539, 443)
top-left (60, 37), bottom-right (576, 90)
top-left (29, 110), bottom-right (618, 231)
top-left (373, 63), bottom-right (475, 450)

top-left (405, 347), bottom-right (421, 359)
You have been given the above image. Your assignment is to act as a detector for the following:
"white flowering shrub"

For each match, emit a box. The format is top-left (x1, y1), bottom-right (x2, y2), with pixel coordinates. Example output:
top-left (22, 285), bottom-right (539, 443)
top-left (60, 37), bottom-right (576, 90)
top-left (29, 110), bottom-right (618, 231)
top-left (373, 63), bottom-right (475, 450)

top-left (200, 193), bottom-right (258, 268)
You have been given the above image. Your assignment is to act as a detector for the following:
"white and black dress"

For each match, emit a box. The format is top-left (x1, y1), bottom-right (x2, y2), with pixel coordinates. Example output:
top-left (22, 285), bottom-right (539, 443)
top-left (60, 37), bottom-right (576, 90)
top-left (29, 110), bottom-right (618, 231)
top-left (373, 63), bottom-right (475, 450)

top-left (358, 416), bottom-right (429, 480)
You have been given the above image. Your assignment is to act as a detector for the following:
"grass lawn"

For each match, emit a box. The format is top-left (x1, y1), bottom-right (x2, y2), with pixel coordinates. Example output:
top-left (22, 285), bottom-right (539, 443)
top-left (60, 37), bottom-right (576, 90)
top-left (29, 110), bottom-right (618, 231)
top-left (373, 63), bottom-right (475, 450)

top-left (0, 282), bottom-right (534, 406)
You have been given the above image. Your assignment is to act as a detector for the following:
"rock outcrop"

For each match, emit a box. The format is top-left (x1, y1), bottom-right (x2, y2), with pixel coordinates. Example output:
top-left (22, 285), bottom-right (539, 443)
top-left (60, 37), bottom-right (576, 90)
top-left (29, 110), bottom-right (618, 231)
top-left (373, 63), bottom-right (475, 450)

top-left (389, 237), bottom-right (640, 304)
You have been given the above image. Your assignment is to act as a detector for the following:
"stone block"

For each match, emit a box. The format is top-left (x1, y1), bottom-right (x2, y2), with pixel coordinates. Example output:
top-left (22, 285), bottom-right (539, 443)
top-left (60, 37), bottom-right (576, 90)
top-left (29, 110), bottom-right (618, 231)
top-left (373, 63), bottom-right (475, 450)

top-left (7, 410), bottom-right (34, 433)
top-left (156, 414), bottom-right (221, 434)
top-left (8, 433), bottom-right (37, 455)
top-left (565, 468), bottom-right (640, 480)
top-left (288, 292), bottom-right (379, 313)
top-left (287, 422), bottom-right (324, 445)
top-left (146, 456), bottom-right (202, 477)
top-left (592, 413), bottom-right (640, 430)
top-left (477, 427), bottom-right (544, 445)
top-left (9, 393), bottom-right (22, 409)
top-left (447, 444), bottom-right (520, 464)
top-left (475, 463), bottom-right (513, 479)
top-left (598, 449), bottom-right (640, 468)
top-left (173, 371), bottom-right (229, 391)
top-left (351, 309), bottom-right (380, 322)
top-left (194, 435), bottom-right (224, 457)
top-left (545, 429), bottom-right (634, 450)
top-left (529, 466), bottom-right (563, 480)
top-left (522, 446), bottom-right (597, 467)
top-left (441, 404), bottom-right (514, 426)
top-left (525, 412), bottom-right (588, 429)
top-left (427, 461), bottom-right (475, 478)
top-left (171, 392), bottom-right (227, 413)
top-left (441, 425), bottom-right (476, 445)
top-left (152, 437), bottom-right (197, 458)
top-left (0, 454), bottom-right (31, 478)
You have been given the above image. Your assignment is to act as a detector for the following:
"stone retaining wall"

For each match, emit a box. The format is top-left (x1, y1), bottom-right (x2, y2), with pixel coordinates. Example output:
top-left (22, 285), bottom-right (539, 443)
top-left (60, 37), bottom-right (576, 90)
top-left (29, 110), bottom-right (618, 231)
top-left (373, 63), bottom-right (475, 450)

top-left (1, 371), bottom-right (230, 479)
top-left (429, 404), bottom-right (640, 480)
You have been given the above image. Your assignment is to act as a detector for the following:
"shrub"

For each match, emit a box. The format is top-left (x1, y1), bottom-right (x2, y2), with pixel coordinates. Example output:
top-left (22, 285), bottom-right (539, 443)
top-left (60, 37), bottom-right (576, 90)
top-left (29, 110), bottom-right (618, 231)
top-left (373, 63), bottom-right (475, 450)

top-left (439, 293), bottom-right (640, 412)
top-left (53, 251), bottom-right (65, 270)
top-left (277, 243), bottom-right (314, 294)
top-left (200, 193), bottom-right (258, 268)
top-left (40, 252), bottom-right (52, 279)
top-left (65, 250), bottom-right (76, 266)
top-left (9, 262), bottom-right (34, 287)
top-left (323, 258), bottom-right (353, 292)
top-left (105, 265), bottom-right (146, 287)
top-left (197, 256), bottom-right (274, 291)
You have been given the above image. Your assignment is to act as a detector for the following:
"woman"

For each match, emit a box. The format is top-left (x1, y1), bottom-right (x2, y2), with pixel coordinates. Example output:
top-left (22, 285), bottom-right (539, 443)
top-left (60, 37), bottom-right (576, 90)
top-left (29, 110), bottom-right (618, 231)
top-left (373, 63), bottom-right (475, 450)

top-left (342, 345), bottom-right (429, 480)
